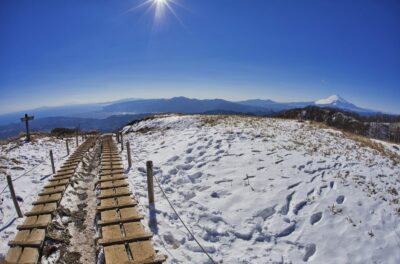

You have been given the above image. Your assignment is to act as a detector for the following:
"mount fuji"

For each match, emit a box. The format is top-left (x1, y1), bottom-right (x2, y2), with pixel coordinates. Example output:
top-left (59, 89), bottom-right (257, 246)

top-left (313, 95), bottom-right (375, 114)
top-left (239, 95), bottom-right (378, 115)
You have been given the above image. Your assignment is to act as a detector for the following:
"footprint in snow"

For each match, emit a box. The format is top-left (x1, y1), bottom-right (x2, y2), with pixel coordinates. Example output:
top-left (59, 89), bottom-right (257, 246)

top-left (167, 156), bottom-right (179, 162)
top-left (336, 195), bottom-right (345, 204)
top-left (280, 191), bottom-right (295, 215)
top-left (310, 212), bottom-right (323, 225)
top-left (276, 222), bottom-right (296, 237)
top-left (293, 201), bottom-right (307, 215)
top-left (303, 243), bottom-right (316, 262)
top-left (185, 156), bottom-right (195, 164)
top-left (287, 181), bottom-right (302, 190)
top-left (254, 205), bottom-right (277, 220)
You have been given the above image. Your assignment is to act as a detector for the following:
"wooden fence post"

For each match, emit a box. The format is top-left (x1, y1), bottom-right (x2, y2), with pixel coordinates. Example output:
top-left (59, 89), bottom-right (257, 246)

top-left (146, 161), bottom-right (155, 204)
top-left (50, 150), bottom-right (55, 174)
top-left (127, 142), bottom-right (132, 168)
top-left (66, 140), bottom-right (70, 155)
top-left (75, 135), bottom-right (78, 146)
top-left (6, 175), bottom-right (23, 218)
top-left (120, 133), bottom-right (124, 150)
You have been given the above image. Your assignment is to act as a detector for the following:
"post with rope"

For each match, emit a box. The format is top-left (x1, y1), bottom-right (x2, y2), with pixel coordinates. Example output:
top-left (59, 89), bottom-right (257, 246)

top-left (75, 134), bottom-right (79, 146)
top-left (66, 139), bottom-right (70, 155)
top-left (116, 132), bottom-right (120, 143)
top-left (50, 150), bottom-right (56, 174)
top-left (6, 175), bottom-right (23, 218)
top-left (146, 161), bottom-right (155, 204)
top-left (120, 133), bottom-right (124, 150)
top-left (127, 141), bottom-right (132, 168)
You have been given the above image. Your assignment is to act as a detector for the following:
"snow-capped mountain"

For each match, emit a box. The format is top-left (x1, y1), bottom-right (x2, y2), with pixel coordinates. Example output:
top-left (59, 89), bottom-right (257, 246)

top-left (314, 95), bottom-right (375, 114)
top-left (239, 95), bottom-right (379, 115)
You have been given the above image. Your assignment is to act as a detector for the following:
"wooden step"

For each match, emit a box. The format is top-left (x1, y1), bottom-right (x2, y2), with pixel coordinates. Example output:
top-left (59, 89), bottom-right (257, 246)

top-left (44, 179), bottom-right (69, 188)
top-left (38, 186), bottom-right (65, 196)
top-left (8, 229), bottom-right (45, 248)
top-left (48, 175), bottom-right (72, 182)
top-left (17, 214), bottom-right (51, 230)
top-left (99, 187), bottom-right (132, 199)
top-left (32, 193), bottom-right (62, 205)
top-left (99, 232), bottom-right (152, 246)
top-left (100, 180), bottom-right (129, 190)
top-left (99, 208), bottom-right (143, 226)
top-left (97, 202), bottom-right (137, 212)
top-left (5, 246), bottom-right (39, 264)
top-left (25, 203), bottom-right (57, 216)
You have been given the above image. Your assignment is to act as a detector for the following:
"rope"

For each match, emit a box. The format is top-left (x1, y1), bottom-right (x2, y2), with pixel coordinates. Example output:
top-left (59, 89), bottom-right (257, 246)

top-left (152, 172), bottom-right (216, 264)
top-left (0, 151), bottom-right (68, 195)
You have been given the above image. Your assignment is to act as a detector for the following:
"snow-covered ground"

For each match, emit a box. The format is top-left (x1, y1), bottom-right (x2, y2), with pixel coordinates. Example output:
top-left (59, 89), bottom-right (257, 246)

top-left (0, 136), bottom-right (78, 257)
top-left (120, 115), bottom-right (400, 264)
top-left (0, 116), bottom-right (399, 263)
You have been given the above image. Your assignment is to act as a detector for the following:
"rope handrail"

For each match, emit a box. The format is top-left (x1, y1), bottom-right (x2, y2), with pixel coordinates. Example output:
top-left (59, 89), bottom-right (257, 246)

top-left (152, 171), bottom-right (216, 264)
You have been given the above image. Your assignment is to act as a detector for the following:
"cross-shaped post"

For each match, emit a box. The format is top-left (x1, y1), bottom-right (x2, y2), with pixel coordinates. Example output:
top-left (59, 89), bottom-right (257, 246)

top-left (20, 113), bottom-right (34, 142)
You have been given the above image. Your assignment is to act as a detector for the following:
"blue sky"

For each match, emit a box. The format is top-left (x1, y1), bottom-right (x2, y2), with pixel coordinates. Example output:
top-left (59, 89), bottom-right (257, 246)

top-left (0, 0), bottom-right (399, 114)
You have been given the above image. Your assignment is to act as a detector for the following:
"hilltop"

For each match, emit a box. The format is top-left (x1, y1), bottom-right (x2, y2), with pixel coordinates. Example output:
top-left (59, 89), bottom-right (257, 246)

top-left (1, 114), bottom-right (399, 263)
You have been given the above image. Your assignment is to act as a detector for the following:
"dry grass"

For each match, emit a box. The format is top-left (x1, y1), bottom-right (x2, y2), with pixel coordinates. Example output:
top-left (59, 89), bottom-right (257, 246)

top-left (303, 120), bottom-right (400, 165)
top-left (342, 131), bottom-right (400, 165)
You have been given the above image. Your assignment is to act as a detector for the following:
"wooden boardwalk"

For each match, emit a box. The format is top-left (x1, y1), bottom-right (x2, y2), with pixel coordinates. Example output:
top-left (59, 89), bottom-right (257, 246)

top-left (4, 137), bottom-right (96, 264)
top-left (97, 136), bottom-right (166, 264)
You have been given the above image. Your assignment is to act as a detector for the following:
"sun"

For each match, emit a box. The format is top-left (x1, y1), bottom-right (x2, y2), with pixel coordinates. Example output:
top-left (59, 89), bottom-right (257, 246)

top-left (128, 0), bottom-right (183, 27)
top-left (154, 0), bottom-right (167, 5)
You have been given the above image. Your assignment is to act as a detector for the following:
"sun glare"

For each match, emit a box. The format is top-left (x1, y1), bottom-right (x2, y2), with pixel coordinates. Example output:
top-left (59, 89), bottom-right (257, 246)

top-left (129, 0), bottom-right (183, 27)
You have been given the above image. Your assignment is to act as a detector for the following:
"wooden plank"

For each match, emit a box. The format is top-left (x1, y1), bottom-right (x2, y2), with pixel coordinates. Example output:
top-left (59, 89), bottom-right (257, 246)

top-left (48, 175), bottom-right (72, 182)
top-left (32, 193), bottom-right (62, 205)
top-left (102, 165), bottom-right (124, 170)
top-left (25, 203), bottom-right (57, 216)
top-left (18, 247), bottom-right (40, 264)
top-left (44, 179), bottom-right (69, 188)
top-left (102, 224), bottom-right (122, 240)
top-left (18, 214), bottom-right (51, 230)
top-left (8, 229), bottom-right (45, 248)
top-left (98, 216), bottom-right (143, 227)
top-left (56, 168), bottom-right (75, 174)
top-left (99, 232), bottom-right (153, 246)
top-left (129, 241), bottom-right (166, 264)
top-left (100, 180), bottom-right (129, 190)
top-left (104, 245), bottom-right (130, 264)
top-left (101, 169), bottom-right (125, 175)
top-left (99, 207), bottom-right (143, 226)
top-left (38, 186), bottom-right (66, 196)
top-left (97, 202), bottom-right (137, 212)
top-left (5, 246), bottom-right (22, 264)
top-left (98, 175), bottom-right (127, 183)
top-left (101, 162), bottom-right (122, 165)
top-left (99, 187), bottom-right (131, 199)
top-left (124, 222), bottom-right (146, 237)
top-left (128, 255), bottom-right (167, 264)
top-left (54, 170), bottom-right (75, 177)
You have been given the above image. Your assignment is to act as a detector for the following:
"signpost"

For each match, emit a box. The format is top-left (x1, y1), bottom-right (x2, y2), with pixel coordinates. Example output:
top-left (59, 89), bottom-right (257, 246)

top-left (20, 113), bottom-right (34, 142)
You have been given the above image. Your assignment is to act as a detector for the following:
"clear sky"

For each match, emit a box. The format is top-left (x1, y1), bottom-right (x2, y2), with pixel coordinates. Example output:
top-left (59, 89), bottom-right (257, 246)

top-left (0, 0), bottom-right (399, 114)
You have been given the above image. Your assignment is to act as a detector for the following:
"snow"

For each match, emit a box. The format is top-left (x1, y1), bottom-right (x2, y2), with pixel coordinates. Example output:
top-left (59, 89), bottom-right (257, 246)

top-left (0, 115), bottom-right (399, 263)
top-left (315, 95), bottom-right (346, 105)
top-left (120, 114), bottom-right (400, 263)
top-left (0, 136), bottom-right (77, 257)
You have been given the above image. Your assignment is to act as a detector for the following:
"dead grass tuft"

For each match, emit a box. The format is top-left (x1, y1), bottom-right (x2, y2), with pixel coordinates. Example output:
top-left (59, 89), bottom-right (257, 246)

top-left (342, 131), bottom-right (400, 165)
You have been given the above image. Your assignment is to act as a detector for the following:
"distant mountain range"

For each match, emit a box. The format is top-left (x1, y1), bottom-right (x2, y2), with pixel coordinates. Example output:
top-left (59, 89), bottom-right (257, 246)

top-left (0, 95), bottom-right (391, 140)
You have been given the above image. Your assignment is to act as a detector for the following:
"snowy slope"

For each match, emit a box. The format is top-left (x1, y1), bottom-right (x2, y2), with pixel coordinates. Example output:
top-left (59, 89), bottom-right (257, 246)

top-left (0, 136), bottom-right (76, 257)
top-left (121, 114), bottom-right (400, 264)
